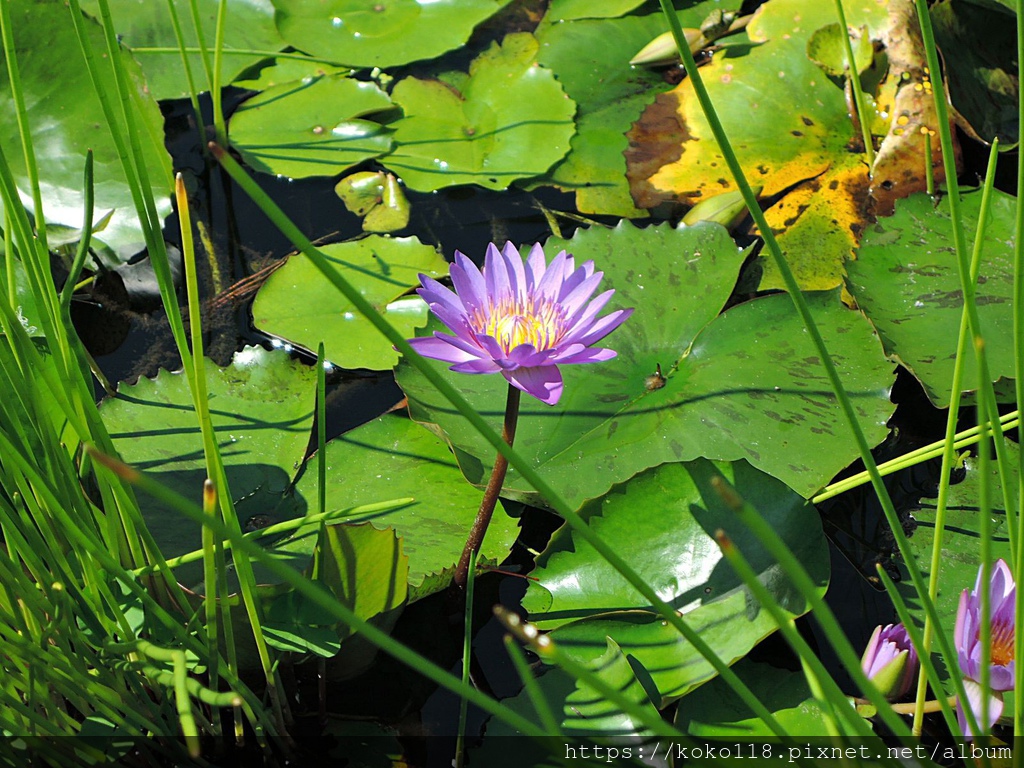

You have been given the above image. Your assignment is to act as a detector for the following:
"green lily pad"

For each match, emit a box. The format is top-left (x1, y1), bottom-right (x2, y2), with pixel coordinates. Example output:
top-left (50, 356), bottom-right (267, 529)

top-left (807, 22), bottom-right (874, 77)
top-left (473, 639), bottom-right (660, 766)
top-left (99, 347), bottom-right (316, 587)
top-left (252, 236), bottom-right (446, 371)
top-left (544, 0), bottom-right (647, 21)
top-left (532, 14), bottom-right (679, 217)
top-left (847, 189), bottom-right (1018, 408)
top-left (524, 459), bottom-right (826, 631)
top-left (264, 523), bottom-right (408, 655)
top-left (396, 222), bottom-right (894, 507)
top-left (79, 0), bottom-right (284, 101)
top-left (897, 439), bottom-right (1017, 690)
top-left (931, 0), bottom-right (1018, 145)
top-left (0, 0), bottom-right (172, 254)
top-left (675, 658), bottom-right (847, 739)
top-left (385, 33), bottom-right (576, 192)
top-left (335, 171), bottom-right (410, 233)
top-left (229, 75), bottom-right (393, 179)
top-left (273, 0), bottom-right (513, 69)
top-left (286, 415), bottom-right (520, 600)
top-left (234, 58), bottom-right (354, 91)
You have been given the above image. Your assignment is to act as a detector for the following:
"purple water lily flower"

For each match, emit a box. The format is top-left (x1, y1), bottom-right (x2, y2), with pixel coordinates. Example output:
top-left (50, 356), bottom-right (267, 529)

top-left (861, 623), bottom-right (918, 699)
top-left (407, 242), bottom-right (633, 405)
top-left (955, 558), bottom-right (1016, 739)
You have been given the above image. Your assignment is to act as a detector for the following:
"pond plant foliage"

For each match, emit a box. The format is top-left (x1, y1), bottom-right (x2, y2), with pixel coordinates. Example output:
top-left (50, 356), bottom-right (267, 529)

top-left (0, 0), bottom-right (1022, 764)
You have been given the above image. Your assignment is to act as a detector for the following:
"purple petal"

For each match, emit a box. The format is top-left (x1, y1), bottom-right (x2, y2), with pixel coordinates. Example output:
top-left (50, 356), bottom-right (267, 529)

top-left (501, 242), bottom-right (528, 295)
top-left (473, 333), bottom-right (507, 362)
top-left (536, 250), bottom-right (571, 300)
top-left (484, 243), bottom-right (512, 301)
top-left (558, 271), bottom-right (605, 318)
top-left (553, 346), bottom-right (617, 365)
top-left (557, 260), bottom-right (596, 301)
top-left (451, 252), bottom-right (487, 313)
top-left (407, 335), bottom-right (478, 364)
top-left (565, 308), bottom-right (634, 348)
top-left (429, 304), bottom-right (475, 337)
top-left (990, 664), bottom-right (1015, 691)
top-left (505, 344), bottom-right (556, 368)
top-left (525, 243), bottom-right (547, 289)
top-left (958, 679), bottom-right (1003, 740)
top-left (563, 289), bottom-right (615, 332)
top-left (503, 365), bottom-right (564, 405)
top-left (417, 274), bottom-right (466, 317)
top-left (451, 359), bottom-right (502, 374)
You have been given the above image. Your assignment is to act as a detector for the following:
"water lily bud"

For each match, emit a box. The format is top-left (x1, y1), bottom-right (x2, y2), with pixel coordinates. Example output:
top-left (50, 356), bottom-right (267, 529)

top-left (630, 29), bottom-right (705, 66)
top-left (861, 623), bottom-right (918, 699)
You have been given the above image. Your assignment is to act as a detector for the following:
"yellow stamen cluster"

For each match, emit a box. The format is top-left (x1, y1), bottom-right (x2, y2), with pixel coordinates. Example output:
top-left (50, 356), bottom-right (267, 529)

top-left (475, 294), bottom-right (565, 355)
top-left (988, 620), bottom-right (1015, 667)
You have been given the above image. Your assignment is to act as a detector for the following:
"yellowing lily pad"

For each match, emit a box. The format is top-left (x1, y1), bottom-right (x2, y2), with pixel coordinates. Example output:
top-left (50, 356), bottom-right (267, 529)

top-left (385, 33), bottom-right (576, 192)
top-left (273, 0), bottom-right (513, 69)
top-left (758, 152), bottom-right (871, 291)
top-left (252, 236), bottom-right (447, 370)
top-left (229, 75), bottom-right (393, 179)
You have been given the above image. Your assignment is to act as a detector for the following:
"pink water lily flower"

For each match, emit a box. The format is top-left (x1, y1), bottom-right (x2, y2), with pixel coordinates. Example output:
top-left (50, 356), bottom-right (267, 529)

top-left (954, 558), bottom-right (1016, 739)
top-left (407, 242), bottom-right (632, 405)
top-left (861, 623), bottom-right (918, 699)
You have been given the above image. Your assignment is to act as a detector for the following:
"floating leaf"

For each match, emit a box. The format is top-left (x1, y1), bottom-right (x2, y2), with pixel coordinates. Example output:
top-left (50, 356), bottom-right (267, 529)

top-left (847, 189), bottom-right (1017, 407)
top-left (807, 22), bottom-right (874, 77)
top-left (273, 0), bottom-right (513, 69)
top-left (897, 439), bottom-right (1017, 690)
top-left (397, 222), bottom-right (894, 506)
top-left (230, 75), bottom-right (393, 179)
top-left (385, 33), bottom-right (576, 192)
top-left (544, 0), bottom-right (647, 22)
top-left (473, 639), bottom-right (659, 767)
top-left (758, 152), bottom-right (870, 291)
top-left (0, 0), bottom-right (172, 254)
top-left (335, 171), bottom-right (410, 232)
top-left (79, 0), bottom-right (284, 100)
top-left (99, 347), bottom-right (316, 587)
top-left (532, 14), bottom-right (680, 216)
top-left (253, 236), bottom-right (445, 371)
top-left (675, 658), bottom-right (844, 738)
top-left (931, 0), bottom-right (1018, 145)
top-left (234, 58), bottom-right (353, 91)
top-left (286, 415), bottom-right (520, 600)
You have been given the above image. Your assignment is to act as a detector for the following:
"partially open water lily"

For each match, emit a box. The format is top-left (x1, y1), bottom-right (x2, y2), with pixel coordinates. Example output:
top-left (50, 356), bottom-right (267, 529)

top-left (407, 242), bottom-right (632, 405)
top-left (954, 558), bottom-right (1016, 739)
top-left (861, 623), bottom-right (918, 699)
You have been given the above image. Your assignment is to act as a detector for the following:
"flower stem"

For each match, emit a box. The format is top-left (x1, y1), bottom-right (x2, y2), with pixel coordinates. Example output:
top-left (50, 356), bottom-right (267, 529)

top-left (453, 384), bottom-right (521, 591)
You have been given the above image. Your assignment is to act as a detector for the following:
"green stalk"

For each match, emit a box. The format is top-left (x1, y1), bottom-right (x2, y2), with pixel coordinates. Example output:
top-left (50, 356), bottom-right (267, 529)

top-left (873, 565), bottom-right (963, 735)
top-left (814, 410), bottom-right (1019, 503)
top-left (211, 0), bottom-right (228, 144)
top-left (1014, 0), bottom-right (1024, 748)
top-left (912, 138), bottom-right (1002, 736)
top-left (317, 343), bottom-right (327, 518)
top-left (977, 384), bottom-right (994, 746)
top-left (709, 476), bottom-right (912, 740)
top-left (455, 550), bottom-right (477, 768)
top-left (176, 173), bottom-right (284, 735)
top-left (912, 0), bottom-right (1016, 553)
top-left (833, 0), bottom-right (875, 166)
top-left (502, 635), bottom-right (563, 735)
top-left (715, 531), bottom-right (885, 746)
top-left (0, 0), bottom-right (49, 255)
top-left (88, 446), bottom-right (555, 745)
top-left (657, 0), bottom-right (946, 733)
top-left (163, 0), bottom-right (203, 129)
top-left (201, 479), bottom-right (221, 739)
top-left (209, 143), bottom-right (787, 736)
